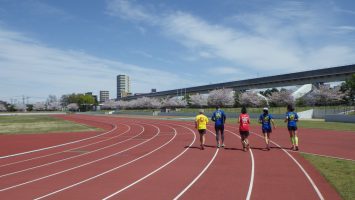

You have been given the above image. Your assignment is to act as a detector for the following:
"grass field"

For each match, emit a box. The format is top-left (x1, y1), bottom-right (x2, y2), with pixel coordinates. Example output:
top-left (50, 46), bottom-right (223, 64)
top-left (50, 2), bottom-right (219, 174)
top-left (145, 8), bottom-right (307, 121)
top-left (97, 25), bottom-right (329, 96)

top-left (0, 115), bottom-right (101, 134)
top-left (302, 154), bottom-right (355, 200)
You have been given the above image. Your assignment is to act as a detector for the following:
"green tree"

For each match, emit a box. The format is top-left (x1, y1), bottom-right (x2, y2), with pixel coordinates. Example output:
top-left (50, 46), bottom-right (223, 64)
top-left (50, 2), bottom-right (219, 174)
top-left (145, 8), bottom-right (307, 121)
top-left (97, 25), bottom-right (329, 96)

top-left (234, 90), bottom-right (242, 107)
top-left (60, 93), bottom-right (95, 111)
top-left (340, 74), bottom-right (355, 105)
top-left (183, 93), bottom-right (192, 107)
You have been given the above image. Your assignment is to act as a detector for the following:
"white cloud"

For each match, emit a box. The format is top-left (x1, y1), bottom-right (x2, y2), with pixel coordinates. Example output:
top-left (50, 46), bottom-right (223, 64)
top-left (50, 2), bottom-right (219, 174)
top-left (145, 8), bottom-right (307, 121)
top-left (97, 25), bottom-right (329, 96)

top-left (23, 0), bottom-right (74, 20)
top-left (332, 26), bottom-right (355, 34)
top-left (106, 0), bottom-right (355, 73)
top-left (0, 26), bottom-right (196, 101)
top-left (207, 67), bottom-right (240, 75)
top-left (106, 0), bottom-right (156, 23)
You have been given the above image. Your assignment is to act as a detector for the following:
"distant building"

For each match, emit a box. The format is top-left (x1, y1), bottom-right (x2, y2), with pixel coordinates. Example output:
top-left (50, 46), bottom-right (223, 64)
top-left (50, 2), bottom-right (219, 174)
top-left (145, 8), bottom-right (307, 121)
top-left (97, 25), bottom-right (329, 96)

top-left (100, 91), bottom-right (109, 103)
top-left (151, 88), bottom-right (157, 93)
top-left (117, 75), bottom-right (131, 99)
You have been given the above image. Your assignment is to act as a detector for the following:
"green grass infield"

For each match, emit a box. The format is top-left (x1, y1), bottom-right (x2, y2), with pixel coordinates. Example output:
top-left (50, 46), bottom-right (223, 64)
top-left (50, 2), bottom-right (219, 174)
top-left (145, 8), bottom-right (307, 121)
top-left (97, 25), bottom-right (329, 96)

top-left (301, 153), bottom-right (355, 200)
top-left (0, 115), bottom-right (101, 134)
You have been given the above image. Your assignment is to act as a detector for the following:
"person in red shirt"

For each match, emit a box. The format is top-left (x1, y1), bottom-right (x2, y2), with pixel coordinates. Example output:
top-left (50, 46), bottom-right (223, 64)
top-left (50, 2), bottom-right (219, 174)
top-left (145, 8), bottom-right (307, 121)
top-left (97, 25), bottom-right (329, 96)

top-left (238, 106), bottom-right (250, 152)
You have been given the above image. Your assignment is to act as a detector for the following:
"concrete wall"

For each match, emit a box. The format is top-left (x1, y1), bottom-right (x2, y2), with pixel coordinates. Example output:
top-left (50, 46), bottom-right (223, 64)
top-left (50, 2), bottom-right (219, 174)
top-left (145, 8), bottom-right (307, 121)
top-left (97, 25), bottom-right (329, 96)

top-left (324, 115), bottom-right (355, 123)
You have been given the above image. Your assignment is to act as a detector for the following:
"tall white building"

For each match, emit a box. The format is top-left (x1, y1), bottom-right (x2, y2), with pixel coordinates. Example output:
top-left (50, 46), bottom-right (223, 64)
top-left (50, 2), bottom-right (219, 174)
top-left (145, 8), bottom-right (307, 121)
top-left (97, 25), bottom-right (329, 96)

top-left (100, 91), bottom-right (109, 103)
top-left (117, 75), bottom-right (131, 99)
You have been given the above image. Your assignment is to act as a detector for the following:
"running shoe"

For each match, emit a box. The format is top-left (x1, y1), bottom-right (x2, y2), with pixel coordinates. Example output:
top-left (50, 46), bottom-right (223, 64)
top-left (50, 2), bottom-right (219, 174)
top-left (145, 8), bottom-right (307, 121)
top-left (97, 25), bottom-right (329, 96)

top-left (217, 144), bottom-right (220, 148)
top-left (295, 146), bottom-right (299, 151)
top-left (201, 145), bottom-right (205, 150)
top-left (221, 144), bottom-right (225, 148)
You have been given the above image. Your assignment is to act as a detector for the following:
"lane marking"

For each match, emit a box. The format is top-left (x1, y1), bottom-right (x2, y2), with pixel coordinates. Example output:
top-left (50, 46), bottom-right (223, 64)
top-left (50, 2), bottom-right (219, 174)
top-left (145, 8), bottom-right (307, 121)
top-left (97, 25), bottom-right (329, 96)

top-left (172, 127), bottom-right (219, 200)
top-left (0, 125), bottom-right (142, 178)
top-left (102, 124), bottom-right (196, 200)
top-left (0, 124), bottom-right (131, 168)
top-left (253, 132), bottom-right (325, 200)
top-left (0, 123), bottom-right (158, 192)
top-left (34, 124), bottom-right (182, 200)
top-left (173, 148), bottom-right (219, 200)
top-left (0, 118), bottom-right (118, 160)
top-left (224, 129), bottom-right (255, 200)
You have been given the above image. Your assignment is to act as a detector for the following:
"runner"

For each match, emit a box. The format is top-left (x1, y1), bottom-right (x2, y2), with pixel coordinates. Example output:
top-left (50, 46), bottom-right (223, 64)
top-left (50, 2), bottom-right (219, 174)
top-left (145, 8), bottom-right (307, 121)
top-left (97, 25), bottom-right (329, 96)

top-left (195, 109), bottom-right (209, 150)
top-left (285, 104), bottom-right (299, 151)
top-left (211, 106), bottom-right (226, 148)
top-left (238, 106), bottom-right (250, 152)
top-left (259, 107), bottom-right (276, 150)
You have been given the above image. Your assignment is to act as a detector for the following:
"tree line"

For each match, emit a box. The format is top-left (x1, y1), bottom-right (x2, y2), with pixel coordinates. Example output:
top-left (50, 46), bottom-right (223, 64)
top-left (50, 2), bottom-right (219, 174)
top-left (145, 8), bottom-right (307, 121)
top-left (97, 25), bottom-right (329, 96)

top-left (0, 74), bottom-right (354, 112)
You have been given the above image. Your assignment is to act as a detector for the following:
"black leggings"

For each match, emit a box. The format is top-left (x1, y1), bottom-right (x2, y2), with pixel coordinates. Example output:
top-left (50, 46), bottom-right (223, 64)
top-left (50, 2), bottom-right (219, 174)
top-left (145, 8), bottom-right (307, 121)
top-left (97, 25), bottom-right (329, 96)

top-left (215, 126), bottom-right (225, 143)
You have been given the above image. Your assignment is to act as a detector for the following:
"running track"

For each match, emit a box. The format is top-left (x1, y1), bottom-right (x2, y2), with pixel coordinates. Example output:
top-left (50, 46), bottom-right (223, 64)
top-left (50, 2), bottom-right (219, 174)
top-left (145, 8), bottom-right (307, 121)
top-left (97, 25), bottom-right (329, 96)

top-left (0, 114), bottom-right (353, 199)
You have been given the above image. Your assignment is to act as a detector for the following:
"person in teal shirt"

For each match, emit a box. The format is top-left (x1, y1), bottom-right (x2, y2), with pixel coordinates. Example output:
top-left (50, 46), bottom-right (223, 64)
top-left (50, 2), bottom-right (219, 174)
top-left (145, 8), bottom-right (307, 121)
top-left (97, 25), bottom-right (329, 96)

top-left (285, 104), bottom-right (299, 151)
top-left (211, 106), bottom-right (226, 148)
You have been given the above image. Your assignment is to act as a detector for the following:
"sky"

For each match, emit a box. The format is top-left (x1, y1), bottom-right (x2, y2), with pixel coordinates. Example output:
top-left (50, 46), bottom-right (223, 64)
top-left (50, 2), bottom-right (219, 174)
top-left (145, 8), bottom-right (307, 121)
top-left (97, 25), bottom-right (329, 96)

top-left (0, 0), bottom-right (354, 103)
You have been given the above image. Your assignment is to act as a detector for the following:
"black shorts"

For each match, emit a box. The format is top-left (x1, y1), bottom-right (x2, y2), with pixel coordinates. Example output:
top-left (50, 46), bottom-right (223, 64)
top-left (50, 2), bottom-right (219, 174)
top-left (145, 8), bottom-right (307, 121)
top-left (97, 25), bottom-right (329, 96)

top-left (240, 131), bottom-right (249, 137)
top-left (215, 125), bottom-right (224, 131)
top-left (198, 129), bottom-right (207, 134)
top-left (288, 126), bottom-right (298, 131)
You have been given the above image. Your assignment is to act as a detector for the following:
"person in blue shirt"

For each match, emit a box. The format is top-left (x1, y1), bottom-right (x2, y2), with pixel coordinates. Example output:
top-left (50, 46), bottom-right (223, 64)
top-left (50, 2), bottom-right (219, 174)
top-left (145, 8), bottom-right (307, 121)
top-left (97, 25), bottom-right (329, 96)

top-left (211, 106), bottom-right (226, 148)
top-left (285, 104), bottom-right (299, 151)
top-left (259, 107), bottom-right (276, 150)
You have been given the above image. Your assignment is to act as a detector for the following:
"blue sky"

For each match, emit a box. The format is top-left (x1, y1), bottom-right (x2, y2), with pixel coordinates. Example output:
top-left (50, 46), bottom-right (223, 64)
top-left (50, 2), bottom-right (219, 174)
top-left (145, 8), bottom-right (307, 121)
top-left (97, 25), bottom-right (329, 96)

top-left (0, 0), bottom-right (354, 102)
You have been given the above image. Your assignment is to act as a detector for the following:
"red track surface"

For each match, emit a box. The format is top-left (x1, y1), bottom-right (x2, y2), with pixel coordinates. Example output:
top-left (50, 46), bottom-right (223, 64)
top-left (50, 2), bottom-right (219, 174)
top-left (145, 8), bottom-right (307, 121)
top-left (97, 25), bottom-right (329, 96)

top-left (0, 114), bottom-right (351, 199)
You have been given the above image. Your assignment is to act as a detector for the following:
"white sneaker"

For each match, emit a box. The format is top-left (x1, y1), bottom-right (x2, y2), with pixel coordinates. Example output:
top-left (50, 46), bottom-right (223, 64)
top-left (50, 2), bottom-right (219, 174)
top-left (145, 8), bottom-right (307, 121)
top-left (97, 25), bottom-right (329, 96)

top-left (221, 144), bottom-right (225, 148)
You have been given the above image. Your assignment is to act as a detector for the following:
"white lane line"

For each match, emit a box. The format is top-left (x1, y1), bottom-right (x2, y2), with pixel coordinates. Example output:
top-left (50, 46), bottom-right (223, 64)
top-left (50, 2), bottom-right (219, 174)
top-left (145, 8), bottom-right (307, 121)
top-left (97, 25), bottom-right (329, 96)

top-left (172, 126), bottom-right (220, 200)
top-left (0, 124), bottom-right (131, 168)
top-left (0, 125), bottom-right (141, 178)
top-left (224, 129), bottom-right (255, 200)
top-left (102, 124), bottom-right (196, 200)
top-left (137, 121), bottom-right (255, 200)
top-left (286, 150), bottom-right (355, 162)
top-left (253, 132), bottom-right (325, 200)
top-left (0, 119), bottom-right (118, 160)
top-left (34, 124), bottom-right (180, 200)
top-left (173, 148), bottom-right (219, 200)
top-left (0, 124), bottom-right (157, 192)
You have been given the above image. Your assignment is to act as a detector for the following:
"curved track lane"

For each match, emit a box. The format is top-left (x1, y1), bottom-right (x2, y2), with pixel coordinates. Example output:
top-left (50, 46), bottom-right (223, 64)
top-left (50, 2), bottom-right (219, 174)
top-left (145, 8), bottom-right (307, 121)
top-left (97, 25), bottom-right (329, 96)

top-left (0, 115), bottom-right (346, 199)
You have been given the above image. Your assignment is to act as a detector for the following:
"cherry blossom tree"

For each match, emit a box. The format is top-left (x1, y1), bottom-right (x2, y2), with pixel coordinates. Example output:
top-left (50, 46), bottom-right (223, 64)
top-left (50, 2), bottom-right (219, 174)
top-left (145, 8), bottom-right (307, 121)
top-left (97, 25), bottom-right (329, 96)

top-left (189, 93), bottom-right (208, 107)
top-left (239, 91), bottom-right (266, 107)
top-left (135, 97), bottom-right (162, 109)
top-left (116, 100), bottom-right (128, 109)
top-left (302, 85), bottom-right (345, 106)
top-left (207, 88), bottom-right (234, 107)
top-left (67, 103), bottom-right (79, 111)
top-left (269, 90), bottom-right (294, 106)
top-left (14, 104), bottom-right (27, 112)
top-left (33, 102), bottom-right (46, 111)
top-left (0, 103), bottom-right (6, 112)
top-left (101, 100), bottom-right (117, 110)
top-left (162, 97), bottom-right (187, 108)
top-left (47, 102), bottom-right (62, 111)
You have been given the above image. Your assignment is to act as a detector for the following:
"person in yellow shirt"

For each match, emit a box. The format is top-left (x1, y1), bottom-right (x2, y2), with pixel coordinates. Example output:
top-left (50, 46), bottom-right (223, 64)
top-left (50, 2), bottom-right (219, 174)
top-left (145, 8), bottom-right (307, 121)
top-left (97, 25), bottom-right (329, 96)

top-left (195, 109), bottom-right (209, 150)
